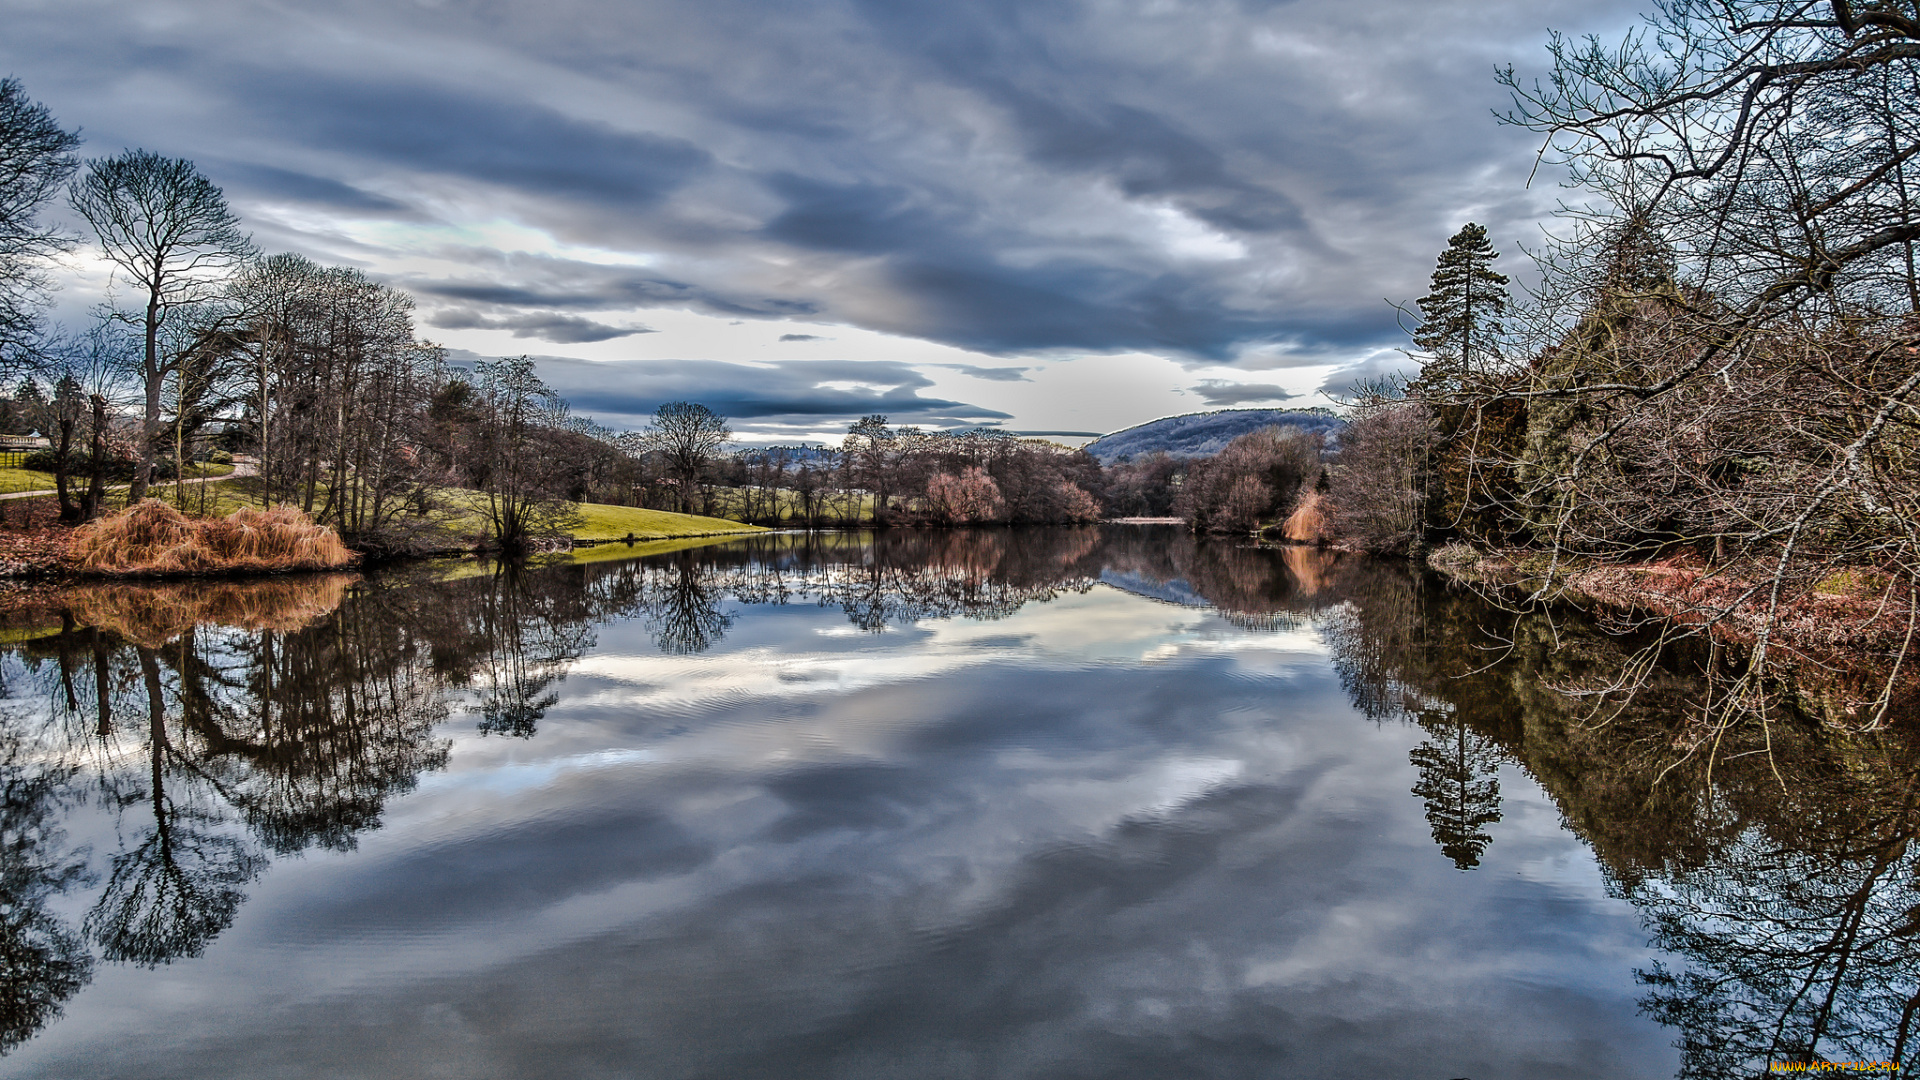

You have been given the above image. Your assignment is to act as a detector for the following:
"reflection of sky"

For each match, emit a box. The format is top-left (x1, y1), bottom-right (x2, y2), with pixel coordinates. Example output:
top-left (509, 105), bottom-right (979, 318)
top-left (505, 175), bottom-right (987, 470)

top-left (6, 583), bottom-right (1675, 1079)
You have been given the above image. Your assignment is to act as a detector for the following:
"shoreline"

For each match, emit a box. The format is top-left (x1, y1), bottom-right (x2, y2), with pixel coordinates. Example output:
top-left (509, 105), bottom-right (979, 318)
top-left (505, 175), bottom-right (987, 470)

top-left (1426, 546), bottom-right (1915, 654)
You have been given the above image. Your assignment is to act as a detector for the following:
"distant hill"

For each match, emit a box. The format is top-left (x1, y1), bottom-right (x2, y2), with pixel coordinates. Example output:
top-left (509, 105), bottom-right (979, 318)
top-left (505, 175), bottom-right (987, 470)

top-left (1083, 408), bottom-right (1345, 464)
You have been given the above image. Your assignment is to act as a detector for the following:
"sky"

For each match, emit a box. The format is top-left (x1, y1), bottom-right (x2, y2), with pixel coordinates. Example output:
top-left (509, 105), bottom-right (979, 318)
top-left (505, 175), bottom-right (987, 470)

top-left (3, 0), bottom-right (1640, 443)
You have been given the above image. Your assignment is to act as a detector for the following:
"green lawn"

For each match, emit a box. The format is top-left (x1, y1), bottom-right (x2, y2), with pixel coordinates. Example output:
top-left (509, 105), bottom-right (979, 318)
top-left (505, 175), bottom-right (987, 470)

top-left (569, 502), bottom-right (762, 541)
top-left (0, 466), bottom-right (60, 494)
top-left (153, 477), bottom-right (264, 517)
top-left (0, 462), bottom-right (235, 497)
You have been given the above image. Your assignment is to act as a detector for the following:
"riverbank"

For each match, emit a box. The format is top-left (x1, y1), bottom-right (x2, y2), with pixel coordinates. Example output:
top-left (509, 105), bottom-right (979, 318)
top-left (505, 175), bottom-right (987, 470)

top-left (0, 493), bottom-right (767, 579)
top-left (1427, 544), bottom-right (1918, 724)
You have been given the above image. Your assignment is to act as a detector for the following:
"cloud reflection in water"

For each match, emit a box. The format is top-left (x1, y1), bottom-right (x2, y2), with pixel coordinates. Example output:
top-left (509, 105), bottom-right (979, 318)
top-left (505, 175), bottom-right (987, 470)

top-left (0, 529), bottom-right (1847, 1077)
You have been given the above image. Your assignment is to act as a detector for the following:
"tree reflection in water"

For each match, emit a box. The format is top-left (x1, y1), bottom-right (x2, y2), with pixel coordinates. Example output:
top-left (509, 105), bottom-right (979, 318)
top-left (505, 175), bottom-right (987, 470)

top-left (0, 529), bottom-right (1912, 1071)
top-left (0, 573), bottom-right (456, 1047)
top-left (1320, 554), bottom-right (1920, 1071)
top-left (0, 741), bottom-right (91, 1054)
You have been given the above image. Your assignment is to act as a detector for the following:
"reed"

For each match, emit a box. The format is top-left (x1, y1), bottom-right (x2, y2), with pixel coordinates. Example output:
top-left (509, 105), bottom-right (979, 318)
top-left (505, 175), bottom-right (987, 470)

top-left (69, 500), bottom-right (355, 576)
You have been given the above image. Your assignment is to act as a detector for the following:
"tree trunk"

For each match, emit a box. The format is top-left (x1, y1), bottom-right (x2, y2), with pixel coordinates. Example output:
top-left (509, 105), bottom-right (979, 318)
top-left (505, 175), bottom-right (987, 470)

top-left (84, 394), bottom-right (108, 520)
top-left (134, 295), bottom-right (160, 503)
top-left (53, 413), bottom-right (75, 522)
top-left (257, 333), bottom-right (270, 509)
top-left (173, 386), bottom-right (187, 511)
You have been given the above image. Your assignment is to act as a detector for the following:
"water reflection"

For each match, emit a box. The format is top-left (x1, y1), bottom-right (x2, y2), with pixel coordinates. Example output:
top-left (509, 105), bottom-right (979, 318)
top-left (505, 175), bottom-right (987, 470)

top-left (1326, 560), bottom-right (1920, 1071)
top-left (0, 573), bottom-right (455, 1044)
top-left (0, 529), bottom-right (1910, 1075)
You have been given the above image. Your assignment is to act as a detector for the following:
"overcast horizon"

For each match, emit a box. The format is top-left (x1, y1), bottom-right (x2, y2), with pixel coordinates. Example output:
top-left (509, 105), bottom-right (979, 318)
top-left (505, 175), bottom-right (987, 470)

top-left (7, 0), bottom-right (1641, 443)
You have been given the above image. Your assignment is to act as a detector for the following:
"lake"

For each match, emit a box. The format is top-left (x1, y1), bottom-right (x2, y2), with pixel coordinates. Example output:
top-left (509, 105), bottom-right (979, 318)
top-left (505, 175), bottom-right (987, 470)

top-left (0, 526), bottom-right (1911, 1078)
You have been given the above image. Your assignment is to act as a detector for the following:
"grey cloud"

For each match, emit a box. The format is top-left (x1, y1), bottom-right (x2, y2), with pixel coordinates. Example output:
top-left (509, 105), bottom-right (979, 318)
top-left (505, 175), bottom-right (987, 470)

top-left (4, 0), bottom-right (1644, 373)
top-left (428, 308), bottom-right (654, 344)
top-left (486, 355), bottom-right (1012, 430)
top-left (937, 364), bottom-right (1030, 382)
top-left (1187, 380), bottom-right (1297, 406)
top-left (214, 162), bottom-right (415, 215)
top-left (1317, 352), bottom-right (1421, 400)
top-left (779, 333), bottom-right (826, 342)
top-left (224, 72), bottom-right (715, 210)
top-left (408, 258), bottom-right (821, 321)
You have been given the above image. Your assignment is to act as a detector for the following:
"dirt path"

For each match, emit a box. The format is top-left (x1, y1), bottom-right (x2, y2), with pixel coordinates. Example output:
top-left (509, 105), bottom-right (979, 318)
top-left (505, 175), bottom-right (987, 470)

top-left (0, 461), bottom-right (257, 503)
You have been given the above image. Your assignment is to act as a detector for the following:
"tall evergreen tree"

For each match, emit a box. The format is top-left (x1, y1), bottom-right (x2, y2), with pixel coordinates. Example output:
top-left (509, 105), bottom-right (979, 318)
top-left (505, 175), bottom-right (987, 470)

top-left (1411, 222), bottom-right (1509, 391)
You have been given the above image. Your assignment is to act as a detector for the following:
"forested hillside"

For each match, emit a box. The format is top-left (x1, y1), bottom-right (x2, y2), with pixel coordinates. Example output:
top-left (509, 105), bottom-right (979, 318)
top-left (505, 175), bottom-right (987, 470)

top-left (1083, 408), bottom-right (1343, 464)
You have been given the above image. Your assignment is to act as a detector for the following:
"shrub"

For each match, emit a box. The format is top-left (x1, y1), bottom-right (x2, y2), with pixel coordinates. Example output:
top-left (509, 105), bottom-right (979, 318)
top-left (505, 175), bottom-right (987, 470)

top-left (17, 449), bottom-right (61, 472)
top-left (1282, 490), bottom-right (1334, 545)
top-left (18, 450), bottom-right (172, 482)
top-left (70, 500), bottom-right (355, 576)
top-left (926, 467), bottom-right (1005, 524)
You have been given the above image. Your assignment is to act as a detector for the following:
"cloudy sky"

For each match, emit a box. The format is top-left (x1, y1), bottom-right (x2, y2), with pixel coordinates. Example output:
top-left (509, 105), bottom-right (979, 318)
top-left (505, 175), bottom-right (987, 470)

top-left (6, 0), bottom-right (1638, 442)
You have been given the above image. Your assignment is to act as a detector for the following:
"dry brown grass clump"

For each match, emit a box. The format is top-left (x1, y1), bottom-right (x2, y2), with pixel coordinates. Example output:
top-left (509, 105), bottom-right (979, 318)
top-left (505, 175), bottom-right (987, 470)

top-left (70, 501), bottom-right (355, 576)
top-left (62, 575), bottom-right (357, 647)
top-left (1282, 490), bottom-right (1334, 545)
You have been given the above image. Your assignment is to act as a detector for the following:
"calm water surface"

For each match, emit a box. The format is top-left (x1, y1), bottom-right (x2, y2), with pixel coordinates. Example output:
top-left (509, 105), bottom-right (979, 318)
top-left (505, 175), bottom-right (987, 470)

top-left (0, 527), bottom-right (1912, 1079)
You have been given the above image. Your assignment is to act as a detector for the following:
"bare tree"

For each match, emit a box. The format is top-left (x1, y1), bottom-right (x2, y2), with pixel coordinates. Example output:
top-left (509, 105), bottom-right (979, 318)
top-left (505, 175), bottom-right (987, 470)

top-left (70, 150), bottom-right (253, 500)
top-left (472, 356), bottom-right (578, 553)
top-left (632, 401), bottom-right (730, 514)
top-left (1329, 395), bottom-right (1431, 556)
top-left (1461, 1), bottom-right (1920, 730)
top-left (226, 254), bottom-right (446, 549)
top-left (36, 321), bottom-right (137, 521)
top-left (0, 78), bottom-right (80, 359)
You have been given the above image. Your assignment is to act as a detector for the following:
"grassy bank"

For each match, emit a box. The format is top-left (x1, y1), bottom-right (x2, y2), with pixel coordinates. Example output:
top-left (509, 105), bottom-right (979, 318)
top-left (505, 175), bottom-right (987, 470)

top-left (0, 478), bottom-right (767, 578)
top-left (145, 479), bottom-right (764, 544)
top-left (426, 488), bottom-right (765, 543)
top-left (0, 461), bottom-right (235, 496)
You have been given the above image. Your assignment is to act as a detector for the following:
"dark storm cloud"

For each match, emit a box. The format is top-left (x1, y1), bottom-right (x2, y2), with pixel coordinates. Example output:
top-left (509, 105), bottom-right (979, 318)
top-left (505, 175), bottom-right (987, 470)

top-left (409, 259), bottom-right (822, 320)
top-left (213, 162), bottom-right (414, 215)
top-left (1187, 380), bottom-right (1297, 406)
top-left (223, 72), bottom-right (716, 210)
top-left (427, 308), bottom-right (654, 344)
top-left (476, 354), bottom-right (1013, 428)
top-left (0, 0), bottom-right (1643, 371)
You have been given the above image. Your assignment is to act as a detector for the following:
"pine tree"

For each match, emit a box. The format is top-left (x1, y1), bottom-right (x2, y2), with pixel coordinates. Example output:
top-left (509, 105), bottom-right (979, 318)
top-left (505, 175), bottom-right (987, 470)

top-left (1411, 223), bottom-right (1509, 391)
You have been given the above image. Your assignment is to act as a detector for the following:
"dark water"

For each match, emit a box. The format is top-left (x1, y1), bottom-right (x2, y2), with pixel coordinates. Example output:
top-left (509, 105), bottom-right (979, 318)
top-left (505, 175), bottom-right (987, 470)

top-left (0, 527), bottom-right (1913, 1079)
